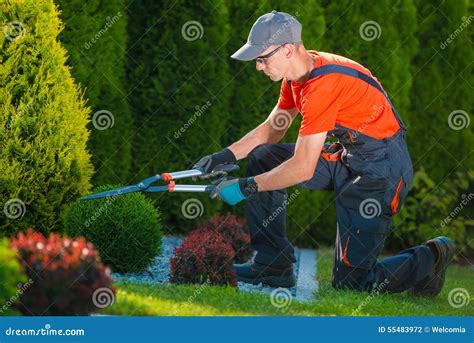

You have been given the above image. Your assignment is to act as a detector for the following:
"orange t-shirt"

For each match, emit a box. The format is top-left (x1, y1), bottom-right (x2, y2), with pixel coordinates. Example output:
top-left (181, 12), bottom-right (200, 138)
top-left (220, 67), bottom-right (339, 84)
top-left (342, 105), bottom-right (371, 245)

top-left (278, 51), bottom-right (400, 139)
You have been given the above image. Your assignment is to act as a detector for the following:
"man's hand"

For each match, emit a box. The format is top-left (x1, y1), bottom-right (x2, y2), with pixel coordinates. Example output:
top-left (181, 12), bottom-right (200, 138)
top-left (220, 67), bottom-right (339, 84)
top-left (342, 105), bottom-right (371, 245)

top-left (209, 177), bottom-right (258, 205)
top-left (193, 148), bottom-right (236, 173)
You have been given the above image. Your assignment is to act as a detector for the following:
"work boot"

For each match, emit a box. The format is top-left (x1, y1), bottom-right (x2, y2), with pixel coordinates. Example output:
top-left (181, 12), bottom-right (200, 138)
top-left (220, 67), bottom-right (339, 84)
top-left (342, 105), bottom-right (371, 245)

top-left (234, 261), bottom-right (296, 288)
top-left (408, 236), bottom-right (455, 297)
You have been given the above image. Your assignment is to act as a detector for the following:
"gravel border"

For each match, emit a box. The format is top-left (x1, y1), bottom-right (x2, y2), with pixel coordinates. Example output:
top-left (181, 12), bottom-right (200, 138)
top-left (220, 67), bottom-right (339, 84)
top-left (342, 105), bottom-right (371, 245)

top-left (113, 235), bottom-right (315, 301)
top-left (113, 236), bottom-right (183, 285)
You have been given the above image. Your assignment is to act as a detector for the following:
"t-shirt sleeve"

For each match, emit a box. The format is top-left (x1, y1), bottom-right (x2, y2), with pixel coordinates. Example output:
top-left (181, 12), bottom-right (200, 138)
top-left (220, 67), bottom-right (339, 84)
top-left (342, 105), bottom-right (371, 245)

top-left (277, 79), bottom-right (296, 109)
top-left (298, 76), bottom-right (342, 136)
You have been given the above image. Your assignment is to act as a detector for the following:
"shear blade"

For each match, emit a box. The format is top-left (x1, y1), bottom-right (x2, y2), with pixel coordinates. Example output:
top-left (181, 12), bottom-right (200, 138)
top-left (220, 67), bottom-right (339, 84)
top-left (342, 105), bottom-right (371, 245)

top-left (79, 185), bottom-right (140, 200)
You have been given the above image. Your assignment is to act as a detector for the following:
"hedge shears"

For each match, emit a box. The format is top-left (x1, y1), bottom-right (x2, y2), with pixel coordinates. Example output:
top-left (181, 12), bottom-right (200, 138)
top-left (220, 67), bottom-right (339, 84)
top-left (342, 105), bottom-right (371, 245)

top-left (79, 164), bottom-right (240, 200)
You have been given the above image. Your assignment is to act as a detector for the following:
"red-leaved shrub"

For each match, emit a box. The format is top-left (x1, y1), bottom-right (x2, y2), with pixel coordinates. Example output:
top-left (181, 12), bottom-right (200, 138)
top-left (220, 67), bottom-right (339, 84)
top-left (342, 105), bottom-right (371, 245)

top-left (10, 229), bottom-right (115, 315)
top-left (170, 229), bottom-right (236, 287)
top-left (197, 213), bottom-right (253, 263)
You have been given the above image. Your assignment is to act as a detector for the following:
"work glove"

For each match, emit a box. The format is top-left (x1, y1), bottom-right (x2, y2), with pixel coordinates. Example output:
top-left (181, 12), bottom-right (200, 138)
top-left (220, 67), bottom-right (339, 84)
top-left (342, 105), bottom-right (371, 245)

top-left (209, 177), bottom-right (258, 206)
top-left (193, 148), bottom-right (236, 174)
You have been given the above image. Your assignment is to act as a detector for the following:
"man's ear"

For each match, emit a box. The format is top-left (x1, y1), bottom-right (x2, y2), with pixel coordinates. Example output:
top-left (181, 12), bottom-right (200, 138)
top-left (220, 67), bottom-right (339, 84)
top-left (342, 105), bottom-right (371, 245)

top-left (284, 44), bottom-right (294, 59)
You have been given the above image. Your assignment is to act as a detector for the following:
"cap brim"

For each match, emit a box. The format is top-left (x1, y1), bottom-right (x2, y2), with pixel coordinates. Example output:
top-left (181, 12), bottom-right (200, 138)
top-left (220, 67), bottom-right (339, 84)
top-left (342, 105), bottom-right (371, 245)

top-left (231, 43), bottom-right (266, 61)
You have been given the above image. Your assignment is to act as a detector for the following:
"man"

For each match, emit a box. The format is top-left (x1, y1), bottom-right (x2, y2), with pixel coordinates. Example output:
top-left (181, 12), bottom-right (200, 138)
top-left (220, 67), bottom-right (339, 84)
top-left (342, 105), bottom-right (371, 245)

top-left (193, 10), bottom-right (455, 295)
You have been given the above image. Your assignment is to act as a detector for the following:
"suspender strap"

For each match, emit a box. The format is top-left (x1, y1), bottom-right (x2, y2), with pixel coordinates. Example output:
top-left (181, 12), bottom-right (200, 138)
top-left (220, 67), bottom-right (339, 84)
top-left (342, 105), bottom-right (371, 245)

top-left (305, 64), bottom-right (407, 131)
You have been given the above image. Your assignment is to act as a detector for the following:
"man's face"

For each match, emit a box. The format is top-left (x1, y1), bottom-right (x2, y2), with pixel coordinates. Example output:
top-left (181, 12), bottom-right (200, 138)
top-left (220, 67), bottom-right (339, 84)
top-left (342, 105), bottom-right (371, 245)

top-left (255, 44), bottom-right (290, 82)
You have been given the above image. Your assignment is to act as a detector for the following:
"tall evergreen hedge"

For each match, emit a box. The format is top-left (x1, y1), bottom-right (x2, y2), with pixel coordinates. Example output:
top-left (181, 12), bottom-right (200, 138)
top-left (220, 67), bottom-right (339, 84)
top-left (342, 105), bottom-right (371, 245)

top-left (0, 0), bottom-right (93, 236)
top-left (57, 0), bottom-right (132, 185)
top-left (126, 0), bottom-right (230, 231)
top-left (320, 0), bottom-right (418, 119)
top-left (409, 0), bottom-right (473, 182)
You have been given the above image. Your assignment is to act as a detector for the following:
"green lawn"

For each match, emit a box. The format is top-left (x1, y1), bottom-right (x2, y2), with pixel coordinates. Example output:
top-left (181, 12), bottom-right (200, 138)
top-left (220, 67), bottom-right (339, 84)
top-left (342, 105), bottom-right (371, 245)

top-left (104, 248), bottom-right (474, 316)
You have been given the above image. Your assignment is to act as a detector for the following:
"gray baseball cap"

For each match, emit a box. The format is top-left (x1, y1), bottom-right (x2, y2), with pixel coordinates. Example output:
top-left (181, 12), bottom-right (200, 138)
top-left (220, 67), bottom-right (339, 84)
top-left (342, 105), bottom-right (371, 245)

top-left (231, 10), bottom-right (302, 61)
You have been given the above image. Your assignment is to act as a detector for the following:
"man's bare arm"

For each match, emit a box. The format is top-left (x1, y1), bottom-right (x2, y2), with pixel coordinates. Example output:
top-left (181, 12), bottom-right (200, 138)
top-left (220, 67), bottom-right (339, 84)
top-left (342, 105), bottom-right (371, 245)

top-left (228, 106), bottom-right (298, 160)
top-left (254, 131), bottom-right (327, 191)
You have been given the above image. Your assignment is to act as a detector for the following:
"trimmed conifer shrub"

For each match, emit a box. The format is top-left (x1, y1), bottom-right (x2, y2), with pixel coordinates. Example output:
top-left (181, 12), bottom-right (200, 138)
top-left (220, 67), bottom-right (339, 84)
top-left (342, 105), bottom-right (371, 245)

top-left (0, 0), bottom-right (93, 236)
top-left (62, 185), bottom-right (163, 273)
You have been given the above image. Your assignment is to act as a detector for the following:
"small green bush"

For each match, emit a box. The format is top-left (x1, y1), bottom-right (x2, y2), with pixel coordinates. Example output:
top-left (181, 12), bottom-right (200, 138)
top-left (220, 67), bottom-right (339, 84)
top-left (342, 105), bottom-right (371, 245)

top-left (0, 238), bottom-right (26, 316)
top-left (62, 185), bottom-right (163, 273)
